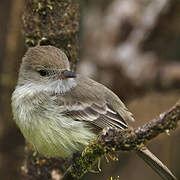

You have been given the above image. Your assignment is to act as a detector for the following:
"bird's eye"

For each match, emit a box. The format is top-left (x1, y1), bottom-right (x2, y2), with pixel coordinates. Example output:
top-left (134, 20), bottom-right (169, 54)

top-left (38, 70), bottom-right (49, 77)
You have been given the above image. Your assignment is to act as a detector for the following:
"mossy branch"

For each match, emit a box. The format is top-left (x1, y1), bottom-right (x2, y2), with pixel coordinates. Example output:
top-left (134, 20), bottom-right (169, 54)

top-left (21, 1), bottom-right (80, 179)
top-left (22, 0), bottom-right (79, 70)
top-left (61, 99), bottom-right (180, 180)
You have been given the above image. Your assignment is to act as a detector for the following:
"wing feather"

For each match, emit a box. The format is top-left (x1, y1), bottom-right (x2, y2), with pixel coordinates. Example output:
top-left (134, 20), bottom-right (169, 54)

top-left (62, 101), bottom-right (128, 130)
top-left (52, 74), bottom-right (133, 130)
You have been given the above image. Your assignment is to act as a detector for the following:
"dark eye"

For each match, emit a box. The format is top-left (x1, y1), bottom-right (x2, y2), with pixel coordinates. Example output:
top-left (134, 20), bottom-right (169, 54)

top-left (38, 70), bottom-right (49, 77)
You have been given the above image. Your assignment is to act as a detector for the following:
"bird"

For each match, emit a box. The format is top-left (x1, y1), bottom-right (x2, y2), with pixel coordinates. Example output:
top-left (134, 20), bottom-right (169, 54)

top-left (11, 45), bottom-right (176, 180)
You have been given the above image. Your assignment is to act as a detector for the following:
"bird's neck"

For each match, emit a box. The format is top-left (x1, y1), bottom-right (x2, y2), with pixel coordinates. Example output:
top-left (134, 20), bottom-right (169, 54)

top-left (16, 78), bottom-right (77, 95)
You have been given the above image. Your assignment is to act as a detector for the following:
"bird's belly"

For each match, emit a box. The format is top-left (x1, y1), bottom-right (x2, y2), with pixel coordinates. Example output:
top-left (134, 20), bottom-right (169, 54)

top-left (12, 87), bottom-right (95, 158)
top-left (20, 115), bottom-right (95, 158)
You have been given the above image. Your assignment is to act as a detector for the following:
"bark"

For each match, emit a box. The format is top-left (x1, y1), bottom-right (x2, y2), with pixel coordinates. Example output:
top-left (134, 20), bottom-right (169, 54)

top-left (21, 0), bottom-right (80, 179)
top-left (22, 0), bottom-right (80, 70)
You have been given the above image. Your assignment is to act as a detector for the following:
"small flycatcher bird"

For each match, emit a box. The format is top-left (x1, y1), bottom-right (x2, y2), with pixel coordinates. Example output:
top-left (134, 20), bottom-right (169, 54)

top-left (12, 46), bottom-right (176, 180)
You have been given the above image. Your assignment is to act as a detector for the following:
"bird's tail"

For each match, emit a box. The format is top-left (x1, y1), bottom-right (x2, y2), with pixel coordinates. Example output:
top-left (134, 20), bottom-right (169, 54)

top-left (136, 147), bottom-right (177, 180)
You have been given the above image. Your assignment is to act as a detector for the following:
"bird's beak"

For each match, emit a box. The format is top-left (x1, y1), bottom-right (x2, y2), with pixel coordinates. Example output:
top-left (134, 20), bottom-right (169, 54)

top-left (59, 70), bottom-right (76, 79)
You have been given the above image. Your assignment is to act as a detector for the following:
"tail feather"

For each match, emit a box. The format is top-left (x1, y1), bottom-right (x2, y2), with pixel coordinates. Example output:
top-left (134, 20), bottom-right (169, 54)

top-left (136, 147), bottom-right (177, 180)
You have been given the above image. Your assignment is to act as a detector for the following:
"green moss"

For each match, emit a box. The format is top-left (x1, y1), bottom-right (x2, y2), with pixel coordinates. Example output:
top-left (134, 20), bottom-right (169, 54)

top-left (70, 142), bottom-right (105, 179)
top-left (25, 38), bottom-right (35, 46)
top-left (171, 114), bottom-right (177, 119)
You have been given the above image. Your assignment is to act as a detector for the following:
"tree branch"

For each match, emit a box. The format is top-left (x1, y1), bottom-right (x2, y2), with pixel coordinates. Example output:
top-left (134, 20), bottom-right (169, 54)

top-left (22, 0), bottom-right (79, 70)
top-left (62, 99), bottom-right (180, 180)
top-left (21, 0), bottom-right (80, 179)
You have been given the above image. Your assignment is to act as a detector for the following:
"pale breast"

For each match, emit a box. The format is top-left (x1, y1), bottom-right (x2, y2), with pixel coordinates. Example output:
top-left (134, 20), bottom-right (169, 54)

top-left (11, 85), bottom-right (95, 158)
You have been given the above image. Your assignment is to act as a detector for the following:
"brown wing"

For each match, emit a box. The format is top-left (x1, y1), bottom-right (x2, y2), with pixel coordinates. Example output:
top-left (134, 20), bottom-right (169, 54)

top-left (52, 74), bottom-right (133, 130)
top-left (58, 100), bottom-right (128, 130)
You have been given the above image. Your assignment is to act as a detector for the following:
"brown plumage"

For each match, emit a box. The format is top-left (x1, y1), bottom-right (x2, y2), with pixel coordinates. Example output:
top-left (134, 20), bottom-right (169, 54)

top-left (54, 75), bottom-right (133, 131)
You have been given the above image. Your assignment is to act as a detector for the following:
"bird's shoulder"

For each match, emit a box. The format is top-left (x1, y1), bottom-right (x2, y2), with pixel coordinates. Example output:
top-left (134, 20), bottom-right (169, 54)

top-left (51, 75), bottom-right (134, 129)
top-left (53, 74), bottom-right (107, 112)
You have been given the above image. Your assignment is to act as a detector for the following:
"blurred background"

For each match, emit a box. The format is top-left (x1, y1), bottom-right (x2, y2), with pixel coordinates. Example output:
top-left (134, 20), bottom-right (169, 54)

top-left (0, 0), bottom-right (180, 180)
